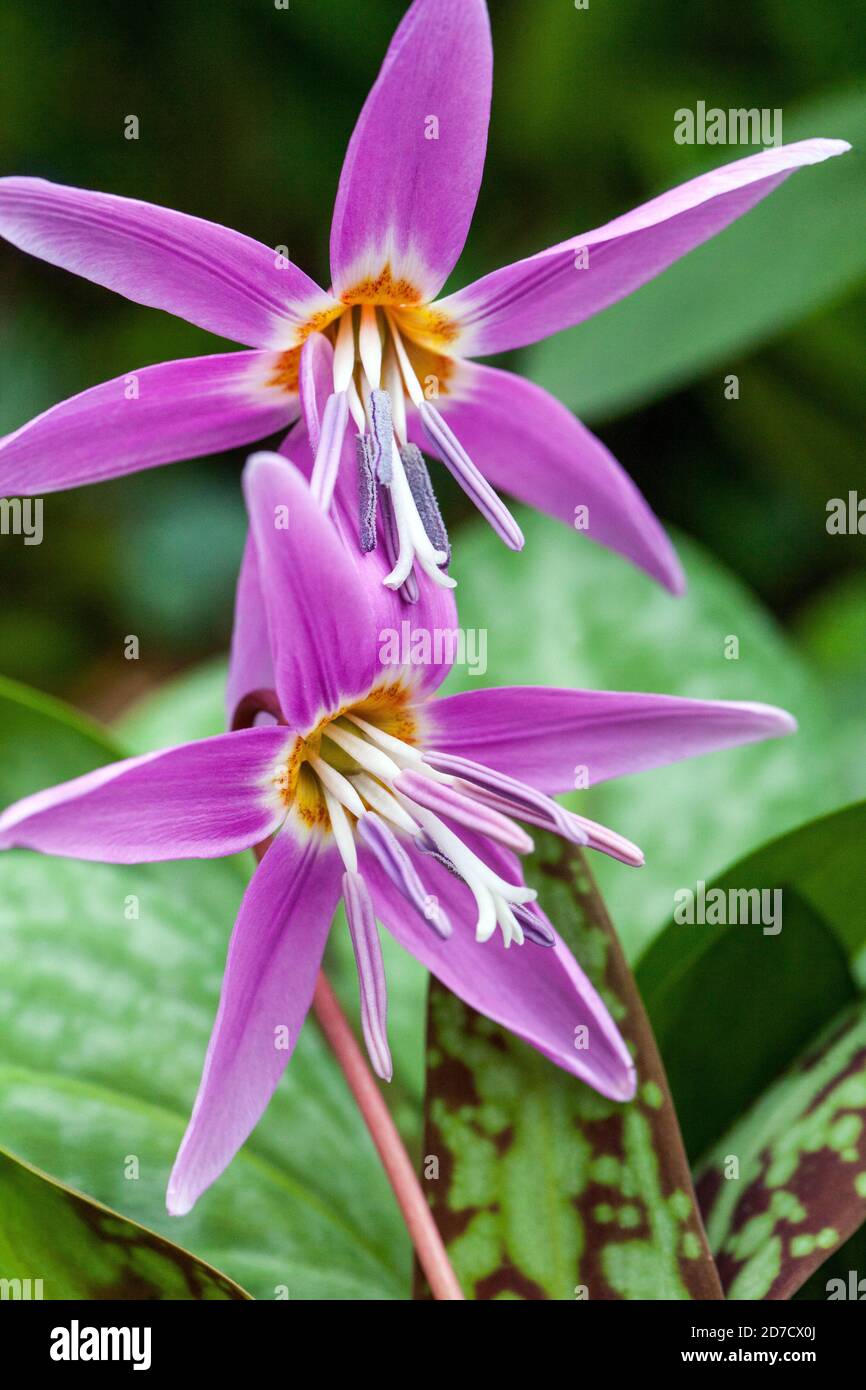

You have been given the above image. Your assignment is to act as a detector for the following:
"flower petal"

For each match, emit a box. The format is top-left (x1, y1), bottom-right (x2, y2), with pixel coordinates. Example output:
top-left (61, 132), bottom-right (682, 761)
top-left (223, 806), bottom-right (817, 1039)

top-left (411, 360), bottom-right (684, 593)
top-left (167, 830), bottom-right (342, 1215)
top-left (0, 727), bottom-right (290, 861)
top-left (436, 140), bottom-right (850, 355)
top-left (0, 352), bottom-right (298, 496)
top-left (429, 687), bottom-right (797, 794)
top-left (232, 412), bottom-right (456, 729)
top-left (0, 176), bottom-right (337, 349)
top-left (362, 834), bottom-right (635, 1100)
top-left (330, 0), bottom-right (492, 302)
top-left (226, 533), bottom-right (276, 730)
top-left (243, 451), bottom-right (380, 731)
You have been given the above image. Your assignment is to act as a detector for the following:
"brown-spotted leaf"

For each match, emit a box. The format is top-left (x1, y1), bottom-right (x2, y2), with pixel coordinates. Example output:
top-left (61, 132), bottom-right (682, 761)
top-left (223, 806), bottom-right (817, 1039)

top-left (416, 834), bottom-right (722, 1300)
top-left (0, 1144), bottom-right (251, 1300)
top-left (697, 1000), bottom-right (866, 1300)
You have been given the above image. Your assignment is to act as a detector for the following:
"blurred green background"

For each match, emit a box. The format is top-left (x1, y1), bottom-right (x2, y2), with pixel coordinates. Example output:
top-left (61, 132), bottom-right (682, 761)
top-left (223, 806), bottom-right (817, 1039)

top-left (0, 0), bottom-right (864, 720)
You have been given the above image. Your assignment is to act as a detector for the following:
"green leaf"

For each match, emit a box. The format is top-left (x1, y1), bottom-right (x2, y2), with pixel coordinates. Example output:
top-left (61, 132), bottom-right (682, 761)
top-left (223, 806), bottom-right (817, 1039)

top-left (117, 657), bottom-right (229, 753)
top-left (0, 680), bottom-right (410, 1300)
top-left (792, 1222), bottom-right (866, 1302)
top-left (696, 1001), bottom-right (866, 1300)
top-left (638, 803), bottom-right (866, 1160)
top-left (525, 90), bottom-right (866, 421)
top-left (0, 1144), bottom-right (249, 1300)
top-left (446, 508), bottom-right (852, 960)
top-left (0, 674), bottom-right (121, 800)
top-left (417, 834), bottom-right (722, 1301)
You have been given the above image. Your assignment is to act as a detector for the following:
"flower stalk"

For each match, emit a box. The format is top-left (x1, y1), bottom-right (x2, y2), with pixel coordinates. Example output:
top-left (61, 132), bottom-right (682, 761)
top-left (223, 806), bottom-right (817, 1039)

top-left (247, 833), bottom-right (462, 1300)
top-left (311, 971), bottom-right (464, 1301)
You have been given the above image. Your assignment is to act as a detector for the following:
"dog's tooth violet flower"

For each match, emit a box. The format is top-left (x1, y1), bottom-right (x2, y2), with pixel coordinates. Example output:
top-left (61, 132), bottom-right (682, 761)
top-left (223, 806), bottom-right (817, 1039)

top-left (0, 0), bottom-right (849, 592)
top-left (0, 451), bottom-right (796, 1213)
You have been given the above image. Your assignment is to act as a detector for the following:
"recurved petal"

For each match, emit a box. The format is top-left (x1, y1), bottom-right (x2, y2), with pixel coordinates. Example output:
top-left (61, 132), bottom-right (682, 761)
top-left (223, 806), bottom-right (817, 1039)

top-left (436, 139), bottom-right (850, 355)
top-left (429, 687), bottom-right (797, 795)
top-left (226, 532), bottom-right (276, 731)
top-left (0, 352), bottom-right (298, 496)
top-left (282, 361), bottom-right (460, 697)
top-left (0, 727), bottom-right (292, 862)
top-left (409, 360), bottom-right (684, 593)
top-left (167, 829), bottom-right (342, 1215)
top-left (330, 0), bottom-right (492, 302)
top-left (0, 176), bottom-right (337, 349)
top-left (243, 451), bottom-right (381, 732)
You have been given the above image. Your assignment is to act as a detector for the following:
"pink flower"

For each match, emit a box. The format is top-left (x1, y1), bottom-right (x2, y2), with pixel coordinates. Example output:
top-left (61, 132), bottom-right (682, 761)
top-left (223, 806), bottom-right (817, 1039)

top-left (0, 449), bottom-right (796, 1214)
top-left (0, 0), bottom-right (848, 593)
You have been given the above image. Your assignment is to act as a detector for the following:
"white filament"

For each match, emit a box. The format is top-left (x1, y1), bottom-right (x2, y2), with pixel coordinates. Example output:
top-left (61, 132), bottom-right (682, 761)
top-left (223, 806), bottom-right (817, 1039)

top-left (324, 787), bottom-right (357, 872)
top-left (387, 312), bottom-right (425, 407)
top-left (308, 755), bottom-right (365, 818)
top-left (349, 773), bottom-right (419, 834)
top-left (323, 722), bottom-right (402, 781)
top-left (333, 310), bottom-right (356, 393)
top-left (359, 305), bottom-right (382, 388)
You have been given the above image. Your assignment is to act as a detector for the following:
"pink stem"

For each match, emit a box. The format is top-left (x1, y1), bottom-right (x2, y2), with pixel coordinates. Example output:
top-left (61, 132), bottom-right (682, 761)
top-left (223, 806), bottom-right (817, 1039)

top-left (252, 820), bottom-right (462, 1299)
top-left (312, 971), bottom-right (464, 1301)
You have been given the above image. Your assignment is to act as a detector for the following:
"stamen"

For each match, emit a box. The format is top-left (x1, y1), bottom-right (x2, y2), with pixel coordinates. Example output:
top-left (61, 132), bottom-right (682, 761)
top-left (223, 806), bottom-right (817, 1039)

top-left (308, 755), bottom-right (365, 818)
top-left (300, 341), bottom-right (323, 454)
top-left (448, 776), bottom-right (643, 866)
top-left (394, 769), bottom-right (533, 855)
top-left (324, 787), bottom-right (357, 873)
top-left (369, 389), bottom-right (393, 485)
top-left (357, 814), bottom-right (451, 939)
top-left (414, 832), bottom-right (461, 877)
top-left (563, 813), bottom-right (644, 867)
top-left (383, 343), bottom-right (408, 442)
top-left (511, 902), bottom-right (556, 948)
top-left (345, 713), bottom-right (426, 767)
top-left (426, 751), bottom-right (585, 845)
top-left (323, 721), bottom-right (402, 780)
top-left (419, 401), bottom-right (524, 551)
top-left (400, 444), bottom-right (451, 562)
top-left (344, 718), bottom-right (453, 789)
top-left (358, 305), bottom-right (383, 388)
top-left (356, 434), bottom-right (378, 554)
top-left (381, 450), bottom-right (420, 590)
top-left (349, 772), bottom-right (420, 834)
top-left (450, 776), bottom-right (584, 846)
top-left (394, 792), bottom-right (535, 945)
top-left (333, 310), bottom-right (356, 393)
top-left (342, 869), bottom-right (392, 1081)
top-left (387, 312), bottom-right (425, 408)
top-left (310, 390), bottom-right (349, 511)
top-left (384, 442), bottom-right (455, 592)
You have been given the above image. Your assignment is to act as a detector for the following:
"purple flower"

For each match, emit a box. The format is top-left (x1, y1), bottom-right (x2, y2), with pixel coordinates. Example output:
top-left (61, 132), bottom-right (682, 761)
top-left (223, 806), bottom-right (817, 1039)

top-left (0, 450), bottom-right (796, 1214)
top-left (0, 0), bottom-right (848, 593)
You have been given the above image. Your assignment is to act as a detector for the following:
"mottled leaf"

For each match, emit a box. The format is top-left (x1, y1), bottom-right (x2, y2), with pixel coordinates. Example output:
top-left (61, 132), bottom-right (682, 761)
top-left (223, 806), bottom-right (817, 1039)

top-left (0, 1144), bottom-right (249, 1300)
top-left (697, 1001), bottom-right (866, 1300)
top-left (0, 679), bottom-right (411, 1300)
top-left (639, 803), bottom-right (866, 1160)
top-left (416, 835), bottom-right (722, 1300)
